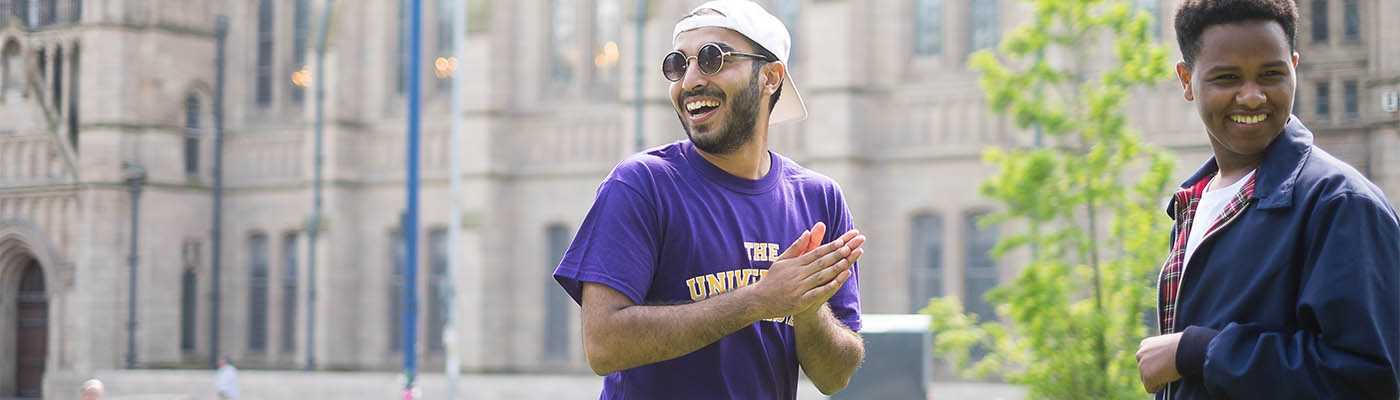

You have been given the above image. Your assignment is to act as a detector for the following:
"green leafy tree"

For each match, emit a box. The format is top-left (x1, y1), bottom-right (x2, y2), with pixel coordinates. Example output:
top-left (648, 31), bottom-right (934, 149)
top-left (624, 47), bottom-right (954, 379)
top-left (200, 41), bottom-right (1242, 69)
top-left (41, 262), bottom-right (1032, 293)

top-left (921, 1), bottom-right (1177, 398)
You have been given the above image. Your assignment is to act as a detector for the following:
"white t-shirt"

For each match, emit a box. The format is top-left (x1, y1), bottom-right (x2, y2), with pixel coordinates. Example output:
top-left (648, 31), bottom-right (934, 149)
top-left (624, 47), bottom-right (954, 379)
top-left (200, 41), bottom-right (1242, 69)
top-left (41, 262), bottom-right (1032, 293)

top-left (1184, 170), bottom-right (1256, 267)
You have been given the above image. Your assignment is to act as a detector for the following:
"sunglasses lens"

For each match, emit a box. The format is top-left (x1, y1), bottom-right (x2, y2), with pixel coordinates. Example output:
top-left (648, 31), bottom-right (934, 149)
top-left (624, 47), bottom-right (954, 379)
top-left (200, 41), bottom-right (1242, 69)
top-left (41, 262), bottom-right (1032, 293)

top-left (698, 44), bottom-right (724, 75)
top-left (662, 52), bottom-right (687, 81)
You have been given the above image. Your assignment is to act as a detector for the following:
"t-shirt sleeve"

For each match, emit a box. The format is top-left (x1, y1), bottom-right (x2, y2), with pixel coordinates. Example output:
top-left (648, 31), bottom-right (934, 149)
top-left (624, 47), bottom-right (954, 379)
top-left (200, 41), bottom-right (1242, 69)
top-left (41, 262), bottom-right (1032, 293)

top-left (824, 182), bottom-right (863, 332)
top-left (553, 178), bottom-right (661, 306)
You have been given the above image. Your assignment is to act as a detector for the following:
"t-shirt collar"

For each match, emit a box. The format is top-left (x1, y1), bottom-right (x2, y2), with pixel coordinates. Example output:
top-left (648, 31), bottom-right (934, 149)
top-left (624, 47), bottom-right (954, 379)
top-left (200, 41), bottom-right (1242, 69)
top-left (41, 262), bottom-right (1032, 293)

top-left (682, 140), bottom-right (783, 195)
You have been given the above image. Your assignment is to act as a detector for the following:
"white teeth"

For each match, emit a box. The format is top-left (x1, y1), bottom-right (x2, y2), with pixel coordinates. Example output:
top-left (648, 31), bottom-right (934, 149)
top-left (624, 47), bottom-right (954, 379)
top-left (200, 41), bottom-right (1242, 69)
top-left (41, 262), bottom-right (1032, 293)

top-left (685, 100), bottom-right (720, 111)
top-left (1229, 114), bottom-right (1267, 124)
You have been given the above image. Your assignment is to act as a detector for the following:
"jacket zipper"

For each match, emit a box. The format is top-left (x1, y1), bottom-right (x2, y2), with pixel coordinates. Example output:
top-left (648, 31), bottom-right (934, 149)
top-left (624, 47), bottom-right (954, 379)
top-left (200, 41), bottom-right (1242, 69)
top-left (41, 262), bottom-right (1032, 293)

top-left (1168, 200), bottom-right (1252, 332)
top-left (1164, 198), bottom-right (1254, 397)
top-left (1162, 197), bottom-right (1254, 400)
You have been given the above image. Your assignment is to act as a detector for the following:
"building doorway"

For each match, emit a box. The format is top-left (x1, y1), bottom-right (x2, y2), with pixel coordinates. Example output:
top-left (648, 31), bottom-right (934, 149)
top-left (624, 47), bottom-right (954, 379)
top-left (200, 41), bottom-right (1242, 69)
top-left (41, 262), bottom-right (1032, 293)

top-left (15, 259), bottom-right (46, 398)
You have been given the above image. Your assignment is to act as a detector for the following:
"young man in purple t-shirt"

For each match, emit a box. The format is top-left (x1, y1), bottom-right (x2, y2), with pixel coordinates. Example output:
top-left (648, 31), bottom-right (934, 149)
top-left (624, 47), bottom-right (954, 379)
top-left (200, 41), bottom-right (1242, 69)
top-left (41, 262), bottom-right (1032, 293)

top-left (552, 1), bottom-right (867, 398)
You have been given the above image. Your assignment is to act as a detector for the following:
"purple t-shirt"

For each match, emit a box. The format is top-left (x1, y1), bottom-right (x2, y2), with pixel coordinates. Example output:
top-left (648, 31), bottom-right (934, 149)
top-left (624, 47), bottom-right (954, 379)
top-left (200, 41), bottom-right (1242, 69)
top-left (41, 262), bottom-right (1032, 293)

top-left (554, 140), bottom-right (862, 400)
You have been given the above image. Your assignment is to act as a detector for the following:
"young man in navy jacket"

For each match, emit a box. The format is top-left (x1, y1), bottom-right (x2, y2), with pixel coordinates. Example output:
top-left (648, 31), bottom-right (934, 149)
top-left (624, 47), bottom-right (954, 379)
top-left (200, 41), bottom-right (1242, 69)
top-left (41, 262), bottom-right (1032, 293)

top-left (1134, 0), bottom-right (1400, 398)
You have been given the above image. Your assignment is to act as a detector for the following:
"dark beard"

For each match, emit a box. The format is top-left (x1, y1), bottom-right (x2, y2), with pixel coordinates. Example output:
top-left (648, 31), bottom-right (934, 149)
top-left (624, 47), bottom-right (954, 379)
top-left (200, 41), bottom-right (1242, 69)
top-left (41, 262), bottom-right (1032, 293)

top-left (677, 69), bottom-right (762, 155)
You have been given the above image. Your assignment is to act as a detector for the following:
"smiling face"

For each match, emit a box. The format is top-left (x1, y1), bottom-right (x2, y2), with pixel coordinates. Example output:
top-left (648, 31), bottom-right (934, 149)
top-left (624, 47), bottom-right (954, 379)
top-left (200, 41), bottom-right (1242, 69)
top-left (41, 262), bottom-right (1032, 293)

top-left (1178, 19), bottom-right (1298, 168)
top-left (669, 27), bottom-right (771, 155)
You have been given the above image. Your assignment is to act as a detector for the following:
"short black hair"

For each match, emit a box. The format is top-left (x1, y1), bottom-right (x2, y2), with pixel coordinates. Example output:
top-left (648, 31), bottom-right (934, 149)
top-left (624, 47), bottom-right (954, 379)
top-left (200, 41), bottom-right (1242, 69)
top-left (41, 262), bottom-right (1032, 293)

top-left (1174, 0), bottom-right (1297, 69)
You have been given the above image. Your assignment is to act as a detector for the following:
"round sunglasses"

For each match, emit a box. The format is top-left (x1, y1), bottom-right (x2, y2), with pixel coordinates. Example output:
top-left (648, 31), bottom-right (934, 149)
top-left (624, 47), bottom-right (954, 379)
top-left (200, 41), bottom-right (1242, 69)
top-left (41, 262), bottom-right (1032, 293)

top-left (662, 43), bottom-right (773, 82)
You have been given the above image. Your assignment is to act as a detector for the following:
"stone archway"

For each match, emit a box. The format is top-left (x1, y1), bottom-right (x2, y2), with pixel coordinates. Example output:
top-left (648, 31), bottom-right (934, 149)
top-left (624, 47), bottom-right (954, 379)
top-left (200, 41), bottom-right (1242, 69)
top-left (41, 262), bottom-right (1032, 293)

top-left (14, 258), bottom-right (45, 397)
top-left (0, 220), bottom-right (63, 398)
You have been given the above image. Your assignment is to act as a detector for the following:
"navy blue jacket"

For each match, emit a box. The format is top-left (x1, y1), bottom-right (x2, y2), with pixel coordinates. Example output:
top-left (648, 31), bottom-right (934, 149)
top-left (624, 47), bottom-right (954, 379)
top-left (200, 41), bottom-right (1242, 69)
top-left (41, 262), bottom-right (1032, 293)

top-left (1160, 117), bottom-right (1400, 399)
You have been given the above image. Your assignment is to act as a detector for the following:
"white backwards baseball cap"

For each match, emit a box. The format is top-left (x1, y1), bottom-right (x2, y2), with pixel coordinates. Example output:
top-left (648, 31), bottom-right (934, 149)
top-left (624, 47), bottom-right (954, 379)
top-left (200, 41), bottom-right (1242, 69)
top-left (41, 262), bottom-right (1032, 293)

top-left (673, 0), bottom-right (807, 126)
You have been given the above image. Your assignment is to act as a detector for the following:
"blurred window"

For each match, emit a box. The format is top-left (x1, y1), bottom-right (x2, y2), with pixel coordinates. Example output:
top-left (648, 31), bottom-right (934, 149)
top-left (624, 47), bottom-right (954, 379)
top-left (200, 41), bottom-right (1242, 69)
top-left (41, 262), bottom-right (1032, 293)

top-left (1342, 0), bottom-right (1359, 41)
top-left (914, 0), bottom-right (944, 57)
top-left (964, 211), bottom-right (998, 321)
top-left (1343, 80), bottom-right (1357, 119)
top-left (427, 229), bottom-right (448, 352)
top-left (1, 40), bottom-right (19, 98)
top-left (1316, 82), bottom-right (1330, 117)
top-left (435, 0), bottom-right (453, 92)
top-left (67, 44), bottom-right (78, 152)
top-left (181, 268), bottom-right (198, 351)
top-left (590, 0), bottom-right (621, 97)
top-left (51, 47), bottom-right (60, 109)
top-left (184, 94), bottom-right (200, 175)
top-left (281, 233), bottom-right (298, 353)
top-left (910, 213), bottom-right (944, 311)
top-left (969, 0), bottom-right (998, 54)
top-left (180, 240), bottom-right (201, 352)
top-left (1311, 0), bottom-right (1328, 43)
top-left (548, 0), bottom-right (577, 87)
top-left (291, 0), bottom-right (308, 103)
top-left (544, 225), bottom-right (571, 359)
top-left (9, 1), bottom-right (29, 25)
top-left (255, 0), bottom-right (274, 106)
top-left (389, 231), bottom-right (404, 351)
top-left (38, 0), bottom-right (53, 26)
top-left (394, 0), bottom-right (406, 95)
top-left (248, 233), bottom-right (270, 354)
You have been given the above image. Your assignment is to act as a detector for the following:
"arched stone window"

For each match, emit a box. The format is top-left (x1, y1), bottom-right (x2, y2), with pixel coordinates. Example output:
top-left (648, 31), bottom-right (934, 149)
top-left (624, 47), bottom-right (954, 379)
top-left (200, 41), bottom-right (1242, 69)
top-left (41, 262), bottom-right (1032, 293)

top-left (1, 40), bottom-right (22, 100)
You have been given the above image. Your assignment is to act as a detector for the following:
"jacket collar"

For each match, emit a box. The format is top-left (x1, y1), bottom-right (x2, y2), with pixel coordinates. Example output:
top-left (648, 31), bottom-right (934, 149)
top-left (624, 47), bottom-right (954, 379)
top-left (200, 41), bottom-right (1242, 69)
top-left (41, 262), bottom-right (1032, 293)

top-left (1169, 115), bottom-right (1313, 214)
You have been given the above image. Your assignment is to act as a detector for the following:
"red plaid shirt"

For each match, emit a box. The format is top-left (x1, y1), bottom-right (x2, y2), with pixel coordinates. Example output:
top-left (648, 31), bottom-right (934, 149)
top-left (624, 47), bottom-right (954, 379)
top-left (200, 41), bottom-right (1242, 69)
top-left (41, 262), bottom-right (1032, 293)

top-left (1158, 172), bottom-right (1258, 334)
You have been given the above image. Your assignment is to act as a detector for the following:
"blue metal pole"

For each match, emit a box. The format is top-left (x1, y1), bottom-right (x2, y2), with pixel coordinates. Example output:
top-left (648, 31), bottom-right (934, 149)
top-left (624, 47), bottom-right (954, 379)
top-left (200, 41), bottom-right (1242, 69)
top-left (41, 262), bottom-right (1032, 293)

top-left (403, 0), bottom-right (422, 395)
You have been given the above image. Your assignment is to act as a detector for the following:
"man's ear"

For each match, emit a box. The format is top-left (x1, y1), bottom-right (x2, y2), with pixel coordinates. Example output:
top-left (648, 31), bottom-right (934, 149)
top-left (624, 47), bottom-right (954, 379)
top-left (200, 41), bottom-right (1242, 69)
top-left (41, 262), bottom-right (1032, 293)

top-left (1291, 51), bottom-right (1300, 69)
top-left (1176, 61), bottom-right (1194, 102)
top-left (762, 61), bottom-right (785, 96)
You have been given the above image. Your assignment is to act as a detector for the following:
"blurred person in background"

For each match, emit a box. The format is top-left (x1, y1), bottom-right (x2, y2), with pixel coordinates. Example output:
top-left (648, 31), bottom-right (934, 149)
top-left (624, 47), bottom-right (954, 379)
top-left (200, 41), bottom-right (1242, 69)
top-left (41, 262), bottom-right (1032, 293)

top-left (552, 0), bottom-right (866, 398)
top-left (1135, 0), bottom-right (1399, 398)
top-left (214, 355), bottom-right (239, 400)
top-left (81, 379), bottom-right (103, 400)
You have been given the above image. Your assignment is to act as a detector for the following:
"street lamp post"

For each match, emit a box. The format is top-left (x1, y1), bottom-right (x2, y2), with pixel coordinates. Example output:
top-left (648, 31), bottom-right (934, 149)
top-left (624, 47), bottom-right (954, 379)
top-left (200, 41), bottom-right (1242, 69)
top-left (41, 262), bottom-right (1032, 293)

top-left (306, 0), bottom-right (333, 371)
top-left (210, 15), bottom-right (229, 370)
top-left (403, 0), bottom-right (424, 395)
top-left (122, 162), bottom-right (147, 370)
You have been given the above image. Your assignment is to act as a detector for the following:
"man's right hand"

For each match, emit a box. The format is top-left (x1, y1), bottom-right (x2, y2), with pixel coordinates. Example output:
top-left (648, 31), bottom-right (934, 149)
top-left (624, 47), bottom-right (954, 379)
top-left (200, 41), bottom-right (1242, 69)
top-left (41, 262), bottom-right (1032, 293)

top-left (747, 222), bottom-right (865, 320)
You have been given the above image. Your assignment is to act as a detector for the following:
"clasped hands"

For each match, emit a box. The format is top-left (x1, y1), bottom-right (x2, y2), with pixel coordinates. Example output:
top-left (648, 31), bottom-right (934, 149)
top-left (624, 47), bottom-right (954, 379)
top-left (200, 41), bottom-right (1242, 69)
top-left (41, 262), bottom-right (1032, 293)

top-left (747, 222), bottom-right (865, 321)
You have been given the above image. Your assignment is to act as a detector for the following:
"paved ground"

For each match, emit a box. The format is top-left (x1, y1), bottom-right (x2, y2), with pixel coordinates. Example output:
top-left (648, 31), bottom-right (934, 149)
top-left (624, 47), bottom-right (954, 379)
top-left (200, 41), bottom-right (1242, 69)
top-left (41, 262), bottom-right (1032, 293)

top-left (45, 370), bottom-right (1025, 400)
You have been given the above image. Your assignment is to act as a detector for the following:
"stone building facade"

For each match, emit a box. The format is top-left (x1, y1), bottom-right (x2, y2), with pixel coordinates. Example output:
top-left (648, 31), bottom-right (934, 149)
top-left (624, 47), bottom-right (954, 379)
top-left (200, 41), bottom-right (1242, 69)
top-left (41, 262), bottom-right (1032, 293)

top-left (0, 0), bottom-right (1394, 397)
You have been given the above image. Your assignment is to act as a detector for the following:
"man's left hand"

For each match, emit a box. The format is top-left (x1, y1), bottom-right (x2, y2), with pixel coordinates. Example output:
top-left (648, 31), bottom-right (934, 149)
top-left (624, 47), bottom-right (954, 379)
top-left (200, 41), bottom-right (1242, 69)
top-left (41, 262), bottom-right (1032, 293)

top-left (1136, 332), bottom-right (1183, 393)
